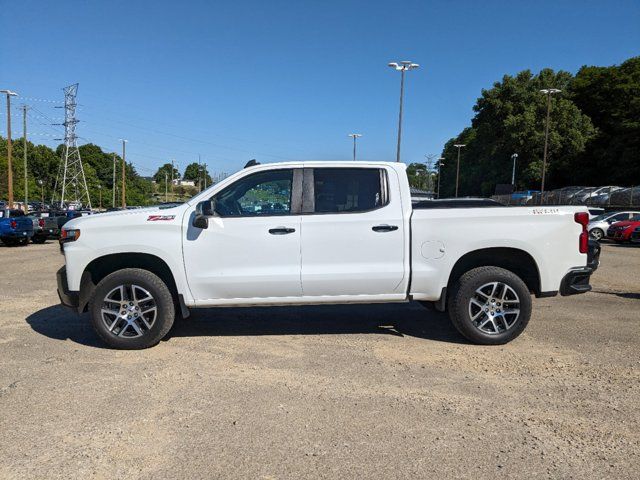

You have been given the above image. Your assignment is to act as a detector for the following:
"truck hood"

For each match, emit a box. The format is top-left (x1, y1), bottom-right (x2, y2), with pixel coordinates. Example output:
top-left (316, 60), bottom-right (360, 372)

top-left (63, 205), bottom-right (187, 230)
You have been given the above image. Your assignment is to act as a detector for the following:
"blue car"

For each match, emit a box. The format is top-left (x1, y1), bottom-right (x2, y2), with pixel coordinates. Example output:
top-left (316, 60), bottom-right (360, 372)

top-left (510, 190), bottom-right (540, 205)
top-left (0, 209), bottom-right (34, 246)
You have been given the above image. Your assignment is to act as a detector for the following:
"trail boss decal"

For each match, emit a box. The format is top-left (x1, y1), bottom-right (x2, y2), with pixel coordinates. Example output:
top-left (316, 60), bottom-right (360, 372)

top-left (532, 208), bottom-right (560, 215)
top-left (147, 215), bottom-right (175, 221)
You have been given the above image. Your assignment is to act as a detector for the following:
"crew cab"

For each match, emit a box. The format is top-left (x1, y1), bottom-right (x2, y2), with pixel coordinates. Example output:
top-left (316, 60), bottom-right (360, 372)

top-left (0, 209), bottom-right (34, 246)
top-left (57, 162), bottom-right (597, 349)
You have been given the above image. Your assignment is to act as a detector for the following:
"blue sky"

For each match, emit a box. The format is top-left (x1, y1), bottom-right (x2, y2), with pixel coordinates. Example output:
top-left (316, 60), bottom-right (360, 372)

top-left (1, 0), bottom-right (638, 177)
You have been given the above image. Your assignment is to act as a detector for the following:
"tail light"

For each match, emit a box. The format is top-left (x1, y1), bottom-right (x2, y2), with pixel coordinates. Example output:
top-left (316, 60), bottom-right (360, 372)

top-left (38, 219), bottom-right (45, 228)
top-left (10, 220), bottom-right (17, 229)
top-left (574, 212), bottom-right (589, 254)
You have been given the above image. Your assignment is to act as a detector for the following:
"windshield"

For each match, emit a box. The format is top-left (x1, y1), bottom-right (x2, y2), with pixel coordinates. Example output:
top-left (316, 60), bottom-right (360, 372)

top-left (590, 213), bottom-right (610, 222)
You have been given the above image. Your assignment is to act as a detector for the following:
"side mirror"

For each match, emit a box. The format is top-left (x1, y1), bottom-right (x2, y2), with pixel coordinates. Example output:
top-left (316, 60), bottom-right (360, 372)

top-left (192, 199), bottom-right (217, 229)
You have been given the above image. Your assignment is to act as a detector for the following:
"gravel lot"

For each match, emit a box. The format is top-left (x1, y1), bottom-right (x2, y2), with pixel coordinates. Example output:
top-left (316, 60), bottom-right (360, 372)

top-left (1, 241), bottom-right (639, 479)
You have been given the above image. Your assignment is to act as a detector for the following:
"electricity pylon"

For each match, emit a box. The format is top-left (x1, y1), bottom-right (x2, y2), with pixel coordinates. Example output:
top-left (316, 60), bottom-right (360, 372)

top-left (53, 83), bottom-right (91, 209)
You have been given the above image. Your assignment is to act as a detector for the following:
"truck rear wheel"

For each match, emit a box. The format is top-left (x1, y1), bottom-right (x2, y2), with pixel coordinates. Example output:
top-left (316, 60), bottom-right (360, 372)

top-left (447, 266), bottom-right (531, 345)
top-left (89, 268), bottom-right (175, 349)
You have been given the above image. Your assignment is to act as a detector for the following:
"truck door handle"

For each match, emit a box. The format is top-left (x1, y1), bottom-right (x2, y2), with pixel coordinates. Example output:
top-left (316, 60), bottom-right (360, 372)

top-left (372, 224), bottom-right (398, 232)
top-left (269, 227), bottom-right (296, 235)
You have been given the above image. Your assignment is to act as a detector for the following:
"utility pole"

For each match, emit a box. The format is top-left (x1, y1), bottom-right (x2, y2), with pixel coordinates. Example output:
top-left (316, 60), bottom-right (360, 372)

top-left (1, 89), bottom-right (18, 208)
top-left (203, 163), bottom-right (207, 189)
top-left (539, 88), bottom-right (561, 194)
top-left (511, 153), bottom-right (518, 186)
top-left (348, 133), bottom-right (362, 161)
top-left (112, 153), bottom-right (116, 207)
top-left (165, 173), bottom-right (168, 202)
top-left (22, 104), bottom-right (28, 211)
top-left (436, 157), bottom-right (444, 199)
top-left (171, 159), bottom-right (175, 196)
top-left (98, 185), bottom-right (102, 210)
top-left (454, 144), bottom-right (466, 197)
top-left (424, 154), bottom-right (437, 192)
top-left (120, 139), bottom-right (127, 208)
top-left (388, 61), bottom-right (419, 162)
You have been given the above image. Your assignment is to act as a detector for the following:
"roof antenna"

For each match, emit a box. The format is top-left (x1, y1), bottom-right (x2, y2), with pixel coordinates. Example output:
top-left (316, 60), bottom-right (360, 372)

top-left (244, 159), bottom-right (260, 168)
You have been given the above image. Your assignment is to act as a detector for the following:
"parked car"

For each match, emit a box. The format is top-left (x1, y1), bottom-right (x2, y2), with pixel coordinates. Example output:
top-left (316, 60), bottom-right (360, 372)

top-left (0, 209), bottom-right (34, 246)
top-left (510, 190), bottom-right (539, 205)
top-left (57, 161), bottom-right (598, 349)
top-left (52, 210), bottom-right (93, 229)
top-left (588, 211), bottom-right (640, 240)
top-left (578, 186), bottom-right (623, 204)
top-left (552, 186), bottom-right (587, 204)
top-left (587, 208), bottom-right (605, 218)
top-left (28, 213), bottom-right (60, 243)
top-left (606, 220), bottom-right (640, 242)
top-left (609, 187), bottom-right (640, 206)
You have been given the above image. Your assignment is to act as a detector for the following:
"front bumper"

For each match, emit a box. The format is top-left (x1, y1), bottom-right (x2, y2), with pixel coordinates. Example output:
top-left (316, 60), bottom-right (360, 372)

top-left (56, 266), bottom-right (79, 310)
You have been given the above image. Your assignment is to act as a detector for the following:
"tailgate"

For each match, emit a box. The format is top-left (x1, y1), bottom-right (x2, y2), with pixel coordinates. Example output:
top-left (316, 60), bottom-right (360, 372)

top-left (14, 217), bottom-right (34, 232)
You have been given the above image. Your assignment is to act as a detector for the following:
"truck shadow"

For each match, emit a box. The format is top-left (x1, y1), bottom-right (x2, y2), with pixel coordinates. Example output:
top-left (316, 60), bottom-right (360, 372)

top-left (26, 302), bottom-right (468, 348)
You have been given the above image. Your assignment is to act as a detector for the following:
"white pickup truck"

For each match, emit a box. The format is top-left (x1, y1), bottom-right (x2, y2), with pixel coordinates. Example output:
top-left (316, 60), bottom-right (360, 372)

top-left (57, 161), bottom-right (599, 349)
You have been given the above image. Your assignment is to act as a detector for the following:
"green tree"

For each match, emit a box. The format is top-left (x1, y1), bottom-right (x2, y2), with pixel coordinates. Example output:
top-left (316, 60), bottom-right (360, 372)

top-left (569, 56), bottom-right (640, 185)
top-left (153, 163), bottom-right (180, 184)
top-left (439, 69), bottom-right (595, 197)
top-left (406, 162), bottom-right (428, 190)
top-left (0, 138), bottom-right (155, 208)
top-left (183, 162), bottom-right (212, 187)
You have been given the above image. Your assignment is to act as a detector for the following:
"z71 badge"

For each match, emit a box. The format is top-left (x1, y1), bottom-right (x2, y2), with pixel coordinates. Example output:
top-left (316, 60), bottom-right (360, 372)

top-left (147, 215), bottom-right (175, 221)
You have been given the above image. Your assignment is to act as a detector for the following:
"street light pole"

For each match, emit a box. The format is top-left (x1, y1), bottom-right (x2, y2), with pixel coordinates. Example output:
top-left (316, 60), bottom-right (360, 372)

top-left (388, 61), bottom-right (419, 162)
top-left (539, 88), bottom-right (561, 194)
top-left (436, 157), bottom-right (444, 199)
top-left (511, 153), bottom-right (518, 186)
top-left (112, 153), bottom-right (116, 208)
top-left (38, 179), bottom-right (44, 206)
top-left (453, 144), bottom-right (466, 197)
top-left (348, 133), bottom-right (362, 160)
top-left (1, 89), bottom-right (18, 209)
top-left (23, 104), bottom-right (28, 211)
top-left (120, 139), bottom-right (127, 208)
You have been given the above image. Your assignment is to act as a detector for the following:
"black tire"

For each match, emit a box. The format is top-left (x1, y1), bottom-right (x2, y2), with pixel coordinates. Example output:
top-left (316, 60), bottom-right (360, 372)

top-left (447, 266), bottom-right (532, 345)
top-left (1, 238), bottom-right (16, 246)
top-left (89, 268), bottom-right (175, 349)
top-left (589, 228), bottom-right (604, 241)
top-left (18, 237), bottom-right (29, 246)
top-left (32, 235), bottom-right (47, 244)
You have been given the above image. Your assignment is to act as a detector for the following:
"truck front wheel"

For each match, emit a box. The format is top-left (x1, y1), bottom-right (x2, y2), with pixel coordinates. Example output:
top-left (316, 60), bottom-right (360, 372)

top-left (447, 266), bottom-right (532, 345)
top-left (89, 268), bottom-right (175, 349)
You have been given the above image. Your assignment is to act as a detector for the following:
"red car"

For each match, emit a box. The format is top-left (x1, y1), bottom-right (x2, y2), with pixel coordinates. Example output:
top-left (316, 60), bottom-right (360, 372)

top-left (606, 220), bottom-right (640, 242)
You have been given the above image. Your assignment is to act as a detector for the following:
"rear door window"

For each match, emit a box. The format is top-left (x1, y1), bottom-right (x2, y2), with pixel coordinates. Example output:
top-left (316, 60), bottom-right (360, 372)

top-left (312, 168), bottom-right (386, 213)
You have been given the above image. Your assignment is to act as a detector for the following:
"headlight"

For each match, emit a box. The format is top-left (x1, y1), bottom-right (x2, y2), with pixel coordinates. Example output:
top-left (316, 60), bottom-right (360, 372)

top-left (60, 228), bottom-right (81, 243)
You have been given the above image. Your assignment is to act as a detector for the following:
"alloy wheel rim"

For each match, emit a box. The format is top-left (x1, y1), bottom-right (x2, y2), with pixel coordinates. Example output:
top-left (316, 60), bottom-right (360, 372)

top-left (590, 229), bottom-right (603, 240)
top-left (468, 282), bottom-right (520, 335)
top-left (100, 284), bottom-right (157, 338)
